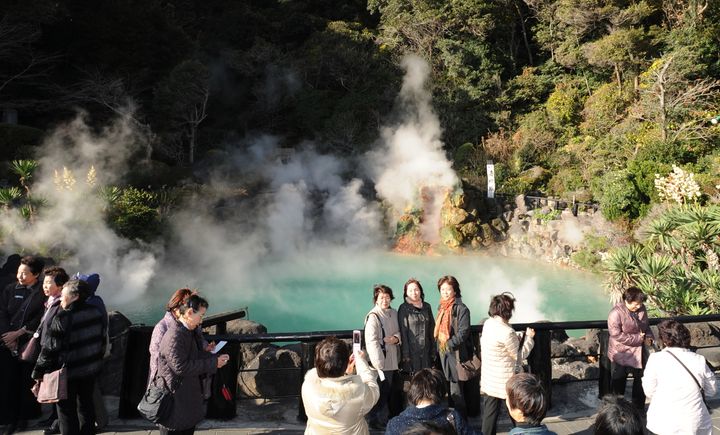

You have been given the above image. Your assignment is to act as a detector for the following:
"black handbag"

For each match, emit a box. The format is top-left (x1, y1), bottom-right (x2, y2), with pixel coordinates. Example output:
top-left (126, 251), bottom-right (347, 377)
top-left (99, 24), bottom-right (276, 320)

top-left (137, 377), bottom-right (174, 424)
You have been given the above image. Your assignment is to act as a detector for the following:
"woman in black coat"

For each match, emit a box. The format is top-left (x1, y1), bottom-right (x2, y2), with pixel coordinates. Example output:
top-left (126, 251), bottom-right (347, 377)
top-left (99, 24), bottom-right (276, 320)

top-left (398, 278), bottom-right (435, 373)
top-left (154, 294), bottom-right (229, 435)
top-left (32, 278), bottom-right (106, 435)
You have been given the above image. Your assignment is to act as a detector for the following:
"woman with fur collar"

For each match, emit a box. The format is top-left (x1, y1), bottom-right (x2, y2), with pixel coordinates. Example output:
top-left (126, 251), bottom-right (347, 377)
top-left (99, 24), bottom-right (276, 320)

top-left (302, 336), bottom-right (380, 434)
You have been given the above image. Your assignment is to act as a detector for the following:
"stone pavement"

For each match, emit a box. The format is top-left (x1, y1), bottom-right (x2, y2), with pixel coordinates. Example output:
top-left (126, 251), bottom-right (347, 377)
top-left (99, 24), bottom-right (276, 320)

top-left (12, 400), bottom-right (720, 435)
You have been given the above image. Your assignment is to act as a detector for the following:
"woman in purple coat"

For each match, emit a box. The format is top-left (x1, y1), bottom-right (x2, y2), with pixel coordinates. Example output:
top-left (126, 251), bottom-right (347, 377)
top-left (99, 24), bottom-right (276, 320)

top-left (607, 286), bottom-right (653, 410)
top-left (154, 294), bottom-right (229, 435)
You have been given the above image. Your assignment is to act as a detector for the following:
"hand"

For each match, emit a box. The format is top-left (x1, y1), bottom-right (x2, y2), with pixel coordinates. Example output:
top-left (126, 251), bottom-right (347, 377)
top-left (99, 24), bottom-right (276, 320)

top-left (216, 354), bottom-right (230, 368)
top-left (1, 330), bottom-right (22, 347)
top-left (526, 327), bottom-right (536, 338)
top-left (345, 353), bottom-right (356, 375)
top-left (383, 336), bottom-right (399, 345)
top-left (205, 341), bottom-right (216, 352)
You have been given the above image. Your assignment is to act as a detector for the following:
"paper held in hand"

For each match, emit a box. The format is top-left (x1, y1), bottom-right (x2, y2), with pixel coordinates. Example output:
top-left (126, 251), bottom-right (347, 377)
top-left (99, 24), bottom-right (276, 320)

top-left (212, 341), bottom-right (227, 354)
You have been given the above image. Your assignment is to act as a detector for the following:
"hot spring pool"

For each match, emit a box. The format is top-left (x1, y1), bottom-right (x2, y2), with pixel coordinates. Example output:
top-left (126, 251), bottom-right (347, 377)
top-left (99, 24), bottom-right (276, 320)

top-left (114, 252), bottom-right (610, 332)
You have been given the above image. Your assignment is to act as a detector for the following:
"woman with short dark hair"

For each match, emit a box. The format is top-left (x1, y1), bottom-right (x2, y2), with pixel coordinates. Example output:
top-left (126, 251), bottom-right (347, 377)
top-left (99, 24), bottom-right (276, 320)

top-left (480, 292), bottom-right (535, 435)
top-left (386, 368), bottom-right (474, 435)
top-left (434, 276), bottom-right (472, 418)
top-left (642, 320), bottom-right (717, 434)
top-left (398, 278), bottom-right (435, 374)
top-left (154, 294), bottom-right (229, 435)
top-left (364, 284), bottom-right (401, 429)
top-left (301, 336), bottom-right (380, 434)
top-left (0, 255), bottom-right (46, 433)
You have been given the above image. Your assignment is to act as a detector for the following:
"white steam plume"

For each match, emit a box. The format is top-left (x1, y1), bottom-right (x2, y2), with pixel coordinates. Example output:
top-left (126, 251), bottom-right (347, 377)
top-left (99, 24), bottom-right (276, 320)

top-left (367, 54), bottom-right (458, 235)
top-left (0, 113), bottom-right (158, 304)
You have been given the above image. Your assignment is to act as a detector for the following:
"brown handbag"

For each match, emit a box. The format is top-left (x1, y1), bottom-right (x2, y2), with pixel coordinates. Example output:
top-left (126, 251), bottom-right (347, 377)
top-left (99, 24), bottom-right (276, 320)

top-left (19, 335), bottom-right (40, 363)
top-left (33, 366), bottom-right (68, 403)
top-left (453, 309), bottom-right (481, 381)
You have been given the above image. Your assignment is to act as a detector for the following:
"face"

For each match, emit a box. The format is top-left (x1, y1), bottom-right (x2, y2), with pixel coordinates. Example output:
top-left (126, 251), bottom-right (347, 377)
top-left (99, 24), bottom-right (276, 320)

top-left (43, 275), bottom-right (61, 297)
top-left (625, 300), bottom-right (643, 312)
top-left (440, 282), bottom-right (455, 301)
top-left (17, 264), bottom-right (39, 287)
top-left (181, 306), bottom-right (207, 330)
top-left (406, 283), bottom-right (422, 303)
top-left (375, 292), bottom-right (392, 309)
top-left (60, 285), bottom-right (79, 309)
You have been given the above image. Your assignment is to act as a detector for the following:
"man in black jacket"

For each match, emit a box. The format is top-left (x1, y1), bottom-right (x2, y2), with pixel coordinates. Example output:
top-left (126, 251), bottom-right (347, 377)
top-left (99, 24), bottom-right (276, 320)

top-left (0, 255), bottom-right (46, 435)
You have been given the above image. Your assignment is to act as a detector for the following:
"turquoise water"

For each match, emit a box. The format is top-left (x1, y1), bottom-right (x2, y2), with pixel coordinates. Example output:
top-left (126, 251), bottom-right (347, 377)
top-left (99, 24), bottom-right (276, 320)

top-left (116, 252), bottom-right (610, 332)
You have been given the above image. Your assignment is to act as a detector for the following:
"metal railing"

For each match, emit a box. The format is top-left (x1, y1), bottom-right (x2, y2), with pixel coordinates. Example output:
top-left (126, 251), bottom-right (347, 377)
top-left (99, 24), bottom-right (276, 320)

top-left (119, 313), bottom-right (720, 419)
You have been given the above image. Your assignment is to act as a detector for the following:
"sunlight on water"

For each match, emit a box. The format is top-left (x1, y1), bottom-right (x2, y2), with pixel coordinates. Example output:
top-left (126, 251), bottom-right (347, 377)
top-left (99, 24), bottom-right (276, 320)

top-left (118, 252), bottom-right (609, 333)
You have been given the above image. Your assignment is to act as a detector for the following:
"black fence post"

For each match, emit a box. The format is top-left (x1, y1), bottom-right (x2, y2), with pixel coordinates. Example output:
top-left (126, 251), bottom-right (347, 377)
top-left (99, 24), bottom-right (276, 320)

top-left (598, 330), bottom-right (612, 398)
top-left (118, 326), bottom-right (153, 418)
top-left (297, 341), bottom-right (317, 422)
top-left (528, 329), bottom-right (552, 408)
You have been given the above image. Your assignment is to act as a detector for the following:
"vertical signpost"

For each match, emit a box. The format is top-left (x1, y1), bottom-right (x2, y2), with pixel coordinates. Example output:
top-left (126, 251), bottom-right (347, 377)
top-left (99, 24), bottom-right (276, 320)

top-left (487, 160), bottom-right (495, 199)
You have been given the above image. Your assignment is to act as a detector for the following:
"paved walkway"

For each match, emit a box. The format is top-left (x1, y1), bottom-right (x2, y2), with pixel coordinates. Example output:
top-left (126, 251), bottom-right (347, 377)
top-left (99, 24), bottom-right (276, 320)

top-left (11, 400), bottom-right (720, 435)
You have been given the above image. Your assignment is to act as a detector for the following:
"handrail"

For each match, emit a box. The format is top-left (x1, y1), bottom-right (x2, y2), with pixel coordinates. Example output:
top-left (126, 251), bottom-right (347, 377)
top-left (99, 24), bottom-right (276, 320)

top-left (205, 314), bottom-right (720, 343)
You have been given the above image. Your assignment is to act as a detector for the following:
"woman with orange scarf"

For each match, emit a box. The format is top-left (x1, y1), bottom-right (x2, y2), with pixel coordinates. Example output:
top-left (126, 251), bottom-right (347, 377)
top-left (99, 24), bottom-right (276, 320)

top-left (434, 275), bottom-right (472, 418)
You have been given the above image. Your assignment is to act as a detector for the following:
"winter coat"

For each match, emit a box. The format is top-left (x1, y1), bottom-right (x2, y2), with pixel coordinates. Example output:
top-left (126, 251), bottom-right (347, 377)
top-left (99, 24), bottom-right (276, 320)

top-left (155, 318), bottom-right (217, 431)
top-left (643, 347), bottom-right (718, 435)
top-left (607, 302), bottom-right (652, 369)
top-left (301, 355), bottom-right (379, 434)
top-left (398, 301), bottom-right (435, 373)
top-left (32, 300), bottom-right (106, 380)
top-left (149, 311), bottom-right (208, 382)
top-left (0, 280), bottom-right (46, 348)
top-left (508, 424), bottom-right (557, 435)
top-left (365, 306), bottom-right (401, 372)
top-left (437, 298), bottom-right (472, 383)
top-left (480, 316), bottom-right (534, 399)
top-left (38, 297), bottom-right (61, 350)
top-left (386, 404), bottom-right (475, 435)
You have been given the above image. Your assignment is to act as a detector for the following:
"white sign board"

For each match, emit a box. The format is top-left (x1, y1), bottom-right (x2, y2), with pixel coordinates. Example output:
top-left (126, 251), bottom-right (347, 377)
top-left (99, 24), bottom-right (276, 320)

top-left (487, 160), bottom-right (495, 199)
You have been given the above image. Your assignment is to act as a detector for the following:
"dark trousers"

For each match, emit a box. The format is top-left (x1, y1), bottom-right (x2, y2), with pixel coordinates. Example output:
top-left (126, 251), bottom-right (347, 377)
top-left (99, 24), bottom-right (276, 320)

top-left (160, 428), bottom-right (195, 435)
top-left (57, 376), bottom-right (96, 435)
top-left (0, 348), bottom-right (41, 424)
top-left (449, 380), bottom-right (466, 418)
top-left (611, 362), bottom-right (645, 409)
top-left (481, 395), bottom-right (505, 435)
top-left (368, 370), bottom-right (395, 424)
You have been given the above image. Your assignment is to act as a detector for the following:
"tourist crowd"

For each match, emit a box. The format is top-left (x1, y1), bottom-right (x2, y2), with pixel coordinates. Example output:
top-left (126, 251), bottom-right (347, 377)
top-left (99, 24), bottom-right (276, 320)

top-left (0, 255), bottom-right (717, 435)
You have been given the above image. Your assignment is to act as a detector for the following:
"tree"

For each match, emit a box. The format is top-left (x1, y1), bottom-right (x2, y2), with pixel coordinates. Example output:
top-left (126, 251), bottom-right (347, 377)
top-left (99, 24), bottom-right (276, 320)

top-left (153, 59), bottom-right (210, 165)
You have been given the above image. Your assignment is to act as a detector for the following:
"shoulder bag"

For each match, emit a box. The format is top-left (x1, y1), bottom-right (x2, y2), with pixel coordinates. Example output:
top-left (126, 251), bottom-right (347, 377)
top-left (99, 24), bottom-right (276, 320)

top-left (34, 365), bottom-right (67, 403)
top-left (137, 356), bottom-right (179, 425)
top-left (666, 350), bottom-right (710, 411)
top-left (454, 306), bottom-right (480, 381)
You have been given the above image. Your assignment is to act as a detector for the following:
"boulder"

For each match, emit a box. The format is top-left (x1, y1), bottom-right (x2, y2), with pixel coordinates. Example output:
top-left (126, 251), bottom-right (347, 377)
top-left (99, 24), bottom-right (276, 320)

top-left (459, 222), bottom-right (480, 239)
top-left (697, 348), bottom-right (720, 370)
top-left (440, 226), bottom-right (464, 249)
top-left (554, 360), bottom-right (599, 382)
top-left (99, 311), bottom-right (133, 395)
top-left (687, 322), bottom-right (720, 348)
top-left (551, 329), bottom-right (569, 343)
top-left (441, 206), bottom-right (469, 227)
top-left (238, 346), bottom-right (302, 398)
top-left (551, 341), bottom-right (583, 364)
top-left (206, 319), bottom-right (271, 365)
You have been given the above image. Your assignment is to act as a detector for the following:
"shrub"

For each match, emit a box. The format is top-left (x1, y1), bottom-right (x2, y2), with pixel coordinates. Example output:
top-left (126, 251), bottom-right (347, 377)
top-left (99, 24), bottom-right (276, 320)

top-left (106, 187), bottom-right (161, 241)
top-left (593, 169), bottom-right (648, 221)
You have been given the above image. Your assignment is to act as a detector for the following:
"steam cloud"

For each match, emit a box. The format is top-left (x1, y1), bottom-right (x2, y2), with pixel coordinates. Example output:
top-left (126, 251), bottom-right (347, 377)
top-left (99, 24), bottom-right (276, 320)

top-left (0, 55), bottom-right (566, 327)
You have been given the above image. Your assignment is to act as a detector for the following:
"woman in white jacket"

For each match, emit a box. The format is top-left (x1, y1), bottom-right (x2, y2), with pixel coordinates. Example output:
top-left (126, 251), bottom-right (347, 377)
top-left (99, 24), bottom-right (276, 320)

top-left (643, 320), bottom-right (718, 435)
top-left (364, 284), bottom-right (401, 430)
top-left (480, 292), bottom-right (535, 435)
top-left (301, 337), bottom-right (380, 434)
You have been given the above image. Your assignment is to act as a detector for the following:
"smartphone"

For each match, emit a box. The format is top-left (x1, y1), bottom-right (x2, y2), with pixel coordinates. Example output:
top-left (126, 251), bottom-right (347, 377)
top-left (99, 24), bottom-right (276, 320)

top-left (352, 329), bottom-right (362, 353)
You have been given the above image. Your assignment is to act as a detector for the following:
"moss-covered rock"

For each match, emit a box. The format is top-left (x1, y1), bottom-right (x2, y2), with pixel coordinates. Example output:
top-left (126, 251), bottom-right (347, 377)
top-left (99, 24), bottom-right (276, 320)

top-left (440, 226), bottom-right (464, 249)
top-left (441, 206), bottom-right (469, 226)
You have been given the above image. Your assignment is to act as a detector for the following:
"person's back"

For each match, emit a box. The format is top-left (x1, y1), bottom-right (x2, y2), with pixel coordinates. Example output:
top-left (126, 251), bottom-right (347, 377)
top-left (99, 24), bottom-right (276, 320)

top-left (301, 336), bottom-right (379, 434)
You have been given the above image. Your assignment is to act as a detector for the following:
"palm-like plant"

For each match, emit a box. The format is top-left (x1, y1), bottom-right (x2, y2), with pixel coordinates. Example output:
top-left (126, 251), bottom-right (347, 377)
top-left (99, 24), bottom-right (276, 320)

top-left (0, 187), bottom-right (22, 210)
top-left (11, 160), bottom-right (38, 195)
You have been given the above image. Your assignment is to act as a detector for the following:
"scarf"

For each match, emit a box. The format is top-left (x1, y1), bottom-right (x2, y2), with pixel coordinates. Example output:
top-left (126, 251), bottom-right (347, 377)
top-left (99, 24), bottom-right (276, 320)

top-left (434, 296), bottom-right (455, 353)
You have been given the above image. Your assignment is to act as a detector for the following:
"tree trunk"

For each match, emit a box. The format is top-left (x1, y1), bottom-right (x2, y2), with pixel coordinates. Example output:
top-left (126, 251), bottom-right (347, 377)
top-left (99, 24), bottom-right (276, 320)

top-left (514, 1), bottom-right (533, 66)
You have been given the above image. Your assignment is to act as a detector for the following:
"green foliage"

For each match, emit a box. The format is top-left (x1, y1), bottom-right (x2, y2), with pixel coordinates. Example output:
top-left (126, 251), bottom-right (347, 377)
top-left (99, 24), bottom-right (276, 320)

top-left (534, 209), bottom-right (561, 223)
top-left (547, 168), bottom-right (585, 197)
top-left (580, 83), bottom-right (634, 135)
top-left (572, 250), bottom-right (602, 272)
top-left (605, 204), bottom-right (720, 314)
top-left (545, 81), bottom-right (584, 128)
top-left (593, 169), bottom-right (648, 221)
top-left (106, 188), bottom-right (162, 241)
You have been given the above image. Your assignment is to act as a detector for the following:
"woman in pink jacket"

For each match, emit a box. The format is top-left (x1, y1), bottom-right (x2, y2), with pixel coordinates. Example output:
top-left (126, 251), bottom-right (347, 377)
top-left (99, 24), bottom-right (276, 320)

top-left (607, 286), bottom-right (653, 410)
